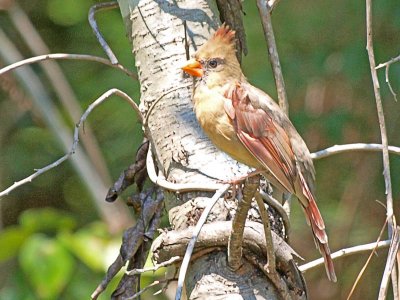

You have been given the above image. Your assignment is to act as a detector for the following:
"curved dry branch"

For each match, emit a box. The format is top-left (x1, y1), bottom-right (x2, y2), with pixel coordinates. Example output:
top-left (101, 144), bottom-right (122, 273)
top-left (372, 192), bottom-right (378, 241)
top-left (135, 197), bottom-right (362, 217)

top-left (256, 0), bottom-right (289, 114)
top-left (88, 1), bottom-right (120, 64)
top-left (259, 190), bottom-right (291, 236)
top-left (376, 54), bottom-right (400, 102)
top-left (228, 176), bottom-right (259, 270)
top-left (174, 184), bottom-right (230, 300)
top-left (8, 4), bottom-right (114, 185)
top-left (0, 88), bottom-right (141, 198)
top-left (366, 0), bottom-right (394, 234)
top-left (300, 240), bottom-right (391, 273)
top-left (0, 53), bottom-right (137, 79)
top-left (311, 143), bottom-right (400, 160)
top-left (146, 144), bottom-right (225, 192)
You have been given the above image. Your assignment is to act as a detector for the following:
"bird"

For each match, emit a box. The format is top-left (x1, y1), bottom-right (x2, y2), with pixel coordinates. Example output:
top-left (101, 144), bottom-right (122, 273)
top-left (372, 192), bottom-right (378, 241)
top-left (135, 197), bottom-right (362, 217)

top-left (181, 24), bottom-right (336, 282)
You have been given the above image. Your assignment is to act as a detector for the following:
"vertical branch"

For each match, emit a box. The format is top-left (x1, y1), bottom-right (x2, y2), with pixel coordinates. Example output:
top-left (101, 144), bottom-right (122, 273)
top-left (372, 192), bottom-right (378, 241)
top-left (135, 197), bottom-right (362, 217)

top-left (256, 0), bottom-right (289, 115)
top-left (366, 0), bottom-right (394, 234)
top-left (228, 176), bottom-right (260, 270)
top-left (366, 1), bottom-right (397, 298)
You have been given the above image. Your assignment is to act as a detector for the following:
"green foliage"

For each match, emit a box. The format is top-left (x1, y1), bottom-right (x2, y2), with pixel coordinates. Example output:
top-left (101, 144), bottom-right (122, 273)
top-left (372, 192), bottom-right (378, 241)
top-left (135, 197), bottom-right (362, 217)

top-left (0, 209), bottom-right (121, 299)
top-left (19, 234), bottom-right (75, 299)
top-left (0, 226), bottom-right (30, 262)
top-left (47, 0), bottom-right (92, 26)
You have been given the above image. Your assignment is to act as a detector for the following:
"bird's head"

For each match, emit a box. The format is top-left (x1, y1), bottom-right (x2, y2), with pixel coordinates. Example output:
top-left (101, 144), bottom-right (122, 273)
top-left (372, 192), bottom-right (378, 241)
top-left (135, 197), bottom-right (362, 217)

top-left (182, 24), bottom-right (244, 87)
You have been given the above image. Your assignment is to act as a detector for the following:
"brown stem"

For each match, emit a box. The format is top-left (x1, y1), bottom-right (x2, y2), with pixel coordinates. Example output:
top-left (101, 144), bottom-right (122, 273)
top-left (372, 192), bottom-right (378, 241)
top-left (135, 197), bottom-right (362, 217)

top-left (228, 176), bottom-right (260, 270)
top-left (256, 0), bottom-right (289, 115)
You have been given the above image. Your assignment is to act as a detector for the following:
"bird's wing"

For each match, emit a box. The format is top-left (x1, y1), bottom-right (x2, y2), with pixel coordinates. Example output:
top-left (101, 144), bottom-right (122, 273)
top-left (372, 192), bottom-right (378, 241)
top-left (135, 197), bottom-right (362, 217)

top-left (224, 82), bottom-right (337, 282)
top-left (224, 83), bottom-right (297, 194)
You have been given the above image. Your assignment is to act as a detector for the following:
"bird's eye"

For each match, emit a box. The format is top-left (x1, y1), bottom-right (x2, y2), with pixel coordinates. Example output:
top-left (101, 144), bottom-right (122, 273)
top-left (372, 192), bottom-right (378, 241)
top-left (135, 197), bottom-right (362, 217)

top-left (208, 59), bottom-right (218, 68)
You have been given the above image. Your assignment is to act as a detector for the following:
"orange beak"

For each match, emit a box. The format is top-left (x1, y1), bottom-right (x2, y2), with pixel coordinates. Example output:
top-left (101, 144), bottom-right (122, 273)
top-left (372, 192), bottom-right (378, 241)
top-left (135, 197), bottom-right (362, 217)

top-left (181, 59), bottom-right (203, 77)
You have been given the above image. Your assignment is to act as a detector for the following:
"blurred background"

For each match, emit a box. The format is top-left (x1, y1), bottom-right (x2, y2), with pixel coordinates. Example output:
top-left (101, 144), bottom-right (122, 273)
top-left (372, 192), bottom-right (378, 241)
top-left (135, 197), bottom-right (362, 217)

top-left (0, 0), bottom-right (399, 299)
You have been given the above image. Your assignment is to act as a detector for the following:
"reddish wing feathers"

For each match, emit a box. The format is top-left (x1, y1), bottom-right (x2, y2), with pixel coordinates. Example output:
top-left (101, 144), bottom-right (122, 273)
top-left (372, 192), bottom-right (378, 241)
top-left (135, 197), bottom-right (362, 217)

top-left (226, 84), bottom-right (297, 193)
top-left (224, 83), bottom-right (337, 282)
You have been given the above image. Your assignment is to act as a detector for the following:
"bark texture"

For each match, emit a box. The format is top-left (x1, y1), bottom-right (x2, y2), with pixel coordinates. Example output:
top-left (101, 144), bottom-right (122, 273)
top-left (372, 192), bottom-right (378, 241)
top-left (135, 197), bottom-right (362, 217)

top-left (117, 1), bottom-right (306, 298)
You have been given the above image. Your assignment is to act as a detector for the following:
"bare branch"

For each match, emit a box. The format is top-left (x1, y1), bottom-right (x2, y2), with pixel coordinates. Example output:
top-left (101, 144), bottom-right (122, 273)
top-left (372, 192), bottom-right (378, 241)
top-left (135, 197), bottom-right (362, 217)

top-left (375, 54), bottom-right (400, 101)
top-left (175, 184), bottom-right (230, 300)
top-left (88, 1), bottom-right (119, 64)
top-left (300, 240), bottom-right (391, 273)
top-left (385, 64), bottom-right (398, 102)
top-left (379, 227), bottom-right (400, 300)
top-left (0, 53), bottom-right (137, 79)
top-left (0, 89), bottom-right (141, 198)
top-left (366, 0), bottom-right (394, 236)
top-left (346, 218), bottom-right (388, 300)
top-left (126, 256), bottom-right (180, 276)
top-left (124, 279), bottom-right (171, 300)
top-left (146, 144), bottom-right (225, 192)
top-left (259, 190), bottom-right (291, 236)
top-left (366, 3), bottom-right (398, 297)
top-left (255, 192), bottom-right (276, 271)
top-left (376, 54), bottom-right (400, 69)
top-left (8, 4), bottom-right (114, 184)
top-left (228, 176), bottom-right (259, 270)
top-left (256, 0), bottom-right (289, 115)
top-left (311, 143), bottom-right (400, 160)
top-left (152, 221), bottom-right (300, 265)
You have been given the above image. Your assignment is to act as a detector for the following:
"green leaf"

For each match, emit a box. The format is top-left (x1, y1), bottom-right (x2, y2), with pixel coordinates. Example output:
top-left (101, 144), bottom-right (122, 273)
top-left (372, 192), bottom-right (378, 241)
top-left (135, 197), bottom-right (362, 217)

top-left (58, 222), bottom-right (114, 272)
top-left (46, 0), bottom-right (91, 26)
top-left (19, 208), bottom-right (77, 234)
top-left (0, 226), bottom-right (30, 262)
top-left (19, 234), bottom-right (75, 299)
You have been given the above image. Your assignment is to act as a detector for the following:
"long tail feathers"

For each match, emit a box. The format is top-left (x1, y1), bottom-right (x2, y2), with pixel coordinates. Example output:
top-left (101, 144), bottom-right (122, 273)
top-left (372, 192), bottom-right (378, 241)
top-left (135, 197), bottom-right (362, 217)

top-left (299, 172), bottom-right (337, 282)
top-left (304, 201), bottom-right (337, 282)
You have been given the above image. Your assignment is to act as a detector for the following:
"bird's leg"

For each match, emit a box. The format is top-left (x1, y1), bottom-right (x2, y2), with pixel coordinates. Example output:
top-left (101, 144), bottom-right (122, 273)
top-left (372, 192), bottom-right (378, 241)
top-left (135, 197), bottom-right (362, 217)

top-left (220, 170), bottom-right (264, 185)
top-left (220, 170), bottom-right (263, 200)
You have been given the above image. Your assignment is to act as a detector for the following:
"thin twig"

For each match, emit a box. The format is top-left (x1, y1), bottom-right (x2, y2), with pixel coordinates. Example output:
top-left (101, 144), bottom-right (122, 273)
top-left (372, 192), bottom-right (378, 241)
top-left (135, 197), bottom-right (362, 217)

top-left (374, 54), bottom-right (399, 101)
top-left (346, 218), bottom-right (388, 300)
top-left (88, 1), bottom-right (119, 64)
top-left (228, 176), bottom-right (259, 270)
top-left (125, 279), bottom-right (170, 300)
top-left (376, 54), bottom-right (400, 70)
top-left (256, 0), bottom-right (289, 115)
top-left (0, 89), bottom-right (141, 198)
top-left (379, 227), bottom-right (400, 300)
top-left (254, 192), bottom-right (276, 272)
top-left (126, 256), bottom-right (180, 275)
top-left (300, 240), bottom-right (390, 273)
top-left (146, 144), bottom-right (224, 192)
top-left (311, 143), bottom-right (400, 160)
top-left (0, 53), bottom-right (137, 79)
top-left (259, 190), bottom-right (291, 236)
top-left (385, 64), bottom-right (398, 102)
top-left (175, 184), bottom-right (230, 300)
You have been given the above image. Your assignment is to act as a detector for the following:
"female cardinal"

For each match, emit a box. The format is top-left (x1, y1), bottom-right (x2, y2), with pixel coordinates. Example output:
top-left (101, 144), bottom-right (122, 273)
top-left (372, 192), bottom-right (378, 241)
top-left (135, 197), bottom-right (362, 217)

top-left (181, 25), bottom-right (336, 282)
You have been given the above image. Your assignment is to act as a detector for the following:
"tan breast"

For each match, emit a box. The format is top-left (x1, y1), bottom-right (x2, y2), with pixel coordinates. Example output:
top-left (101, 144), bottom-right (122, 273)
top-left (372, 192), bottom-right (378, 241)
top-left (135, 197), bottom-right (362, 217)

top-left (193, 85), bottom-right (261, 169)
